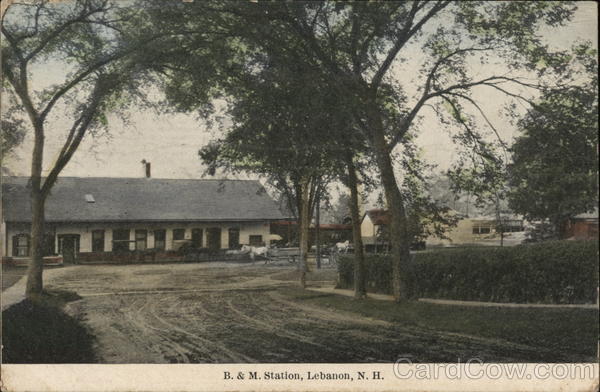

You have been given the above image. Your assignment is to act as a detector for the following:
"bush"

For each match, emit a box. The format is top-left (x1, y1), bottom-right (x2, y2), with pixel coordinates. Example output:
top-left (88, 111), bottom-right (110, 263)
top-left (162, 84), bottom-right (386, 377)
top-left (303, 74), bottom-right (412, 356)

top-left (337, 254), bottom-right (393, 294)
top-left (337, 240), bottom-right (599, 304)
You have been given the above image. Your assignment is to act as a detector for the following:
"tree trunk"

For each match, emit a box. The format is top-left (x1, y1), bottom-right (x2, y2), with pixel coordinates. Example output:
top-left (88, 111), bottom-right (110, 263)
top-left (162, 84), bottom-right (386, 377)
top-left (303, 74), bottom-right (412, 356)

top-left (346, 153), bottom-right (366, 299)
top-left (26, 191), bottom-right (45, 298)
top-left (298, 176), bottom-right (311, 288)
top-left (315, 193), bottom-right (321, 269)
top-left (370, 114), bottom-right (411, 302)
top-left (26, 122), bottom-right (46, 299)
top-left (555, 216), bottom-right (570, 239)
top-left (495, 198), bottom-right (504, 247)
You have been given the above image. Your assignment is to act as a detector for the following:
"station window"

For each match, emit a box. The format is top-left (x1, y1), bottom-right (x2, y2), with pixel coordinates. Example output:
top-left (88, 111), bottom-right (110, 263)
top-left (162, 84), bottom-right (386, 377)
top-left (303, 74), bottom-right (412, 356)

top-left (92, 230), bottom-right (105, 252)
top-left (13, 234), bottom-right (30, 257)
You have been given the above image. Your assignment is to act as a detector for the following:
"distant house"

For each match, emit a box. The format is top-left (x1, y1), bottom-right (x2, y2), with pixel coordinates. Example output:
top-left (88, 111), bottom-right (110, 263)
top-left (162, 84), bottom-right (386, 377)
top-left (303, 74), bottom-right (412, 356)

top-left (361, 209), bottom-right (432, 251)
top-left (1, 176), bottom-right (285, 264)
top-left (565, 208), bottom-right (599, 240)
top-left (315, 223), bottom-right (353, 244)
top-left (360, 209), bottom-right (389, 247)
top-left (426, 215), bottom-right (525, 247)
top-left (360, 208), bottom-right (525, 249)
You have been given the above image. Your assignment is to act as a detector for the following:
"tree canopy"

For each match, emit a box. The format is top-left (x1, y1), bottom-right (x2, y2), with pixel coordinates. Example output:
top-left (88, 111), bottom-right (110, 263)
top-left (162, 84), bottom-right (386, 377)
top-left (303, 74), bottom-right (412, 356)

top-left (2, 0), bottom-right (594, 301)
top-left (1, 0), bottom-right (165, 296)
top-left (508, 86), bottom-right (599, 237)
top-left (137, 0), bottom-right (588, 300)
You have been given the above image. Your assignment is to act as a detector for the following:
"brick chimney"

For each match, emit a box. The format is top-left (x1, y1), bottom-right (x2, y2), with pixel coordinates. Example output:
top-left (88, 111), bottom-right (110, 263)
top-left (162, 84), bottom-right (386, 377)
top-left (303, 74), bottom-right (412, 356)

top-left (141, 159), bottom-right (151, 178)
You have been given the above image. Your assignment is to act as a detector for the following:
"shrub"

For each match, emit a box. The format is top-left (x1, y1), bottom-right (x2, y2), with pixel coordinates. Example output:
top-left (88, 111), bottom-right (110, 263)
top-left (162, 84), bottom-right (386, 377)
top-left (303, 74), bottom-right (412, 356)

top-left (337, 254), bottom-right (393, 294)
top-left (337, 240), bottom-right (599, 304)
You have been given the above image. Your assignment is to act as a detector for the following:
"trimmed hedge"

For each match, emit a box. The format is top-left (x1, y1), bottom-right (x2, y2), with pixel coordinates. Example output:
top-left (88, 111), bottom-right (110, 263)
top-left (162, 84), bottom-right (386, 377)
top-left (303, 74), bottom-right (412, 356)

top-left (337, 240), bottom-right (599, 304)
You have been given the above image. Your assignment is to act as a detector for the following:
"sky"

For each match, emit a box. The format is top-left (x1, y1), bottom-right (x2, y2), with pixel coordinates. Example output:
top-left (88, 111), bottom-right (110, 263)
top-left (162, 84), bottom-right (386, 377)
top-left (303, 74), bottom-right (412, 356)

top-left (2, 2), bottom-right (598, 186)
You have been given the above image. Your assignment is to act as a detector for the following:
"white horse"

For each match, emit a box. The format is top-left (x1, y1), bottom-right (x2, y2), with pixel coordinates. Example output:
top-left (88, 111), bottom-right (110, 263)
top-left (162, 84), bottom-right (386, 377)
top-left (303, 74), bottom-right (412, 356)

top-left (241, 244), bottom-right (271, 263)
top-left (335, 240), bottom-right (351, 253)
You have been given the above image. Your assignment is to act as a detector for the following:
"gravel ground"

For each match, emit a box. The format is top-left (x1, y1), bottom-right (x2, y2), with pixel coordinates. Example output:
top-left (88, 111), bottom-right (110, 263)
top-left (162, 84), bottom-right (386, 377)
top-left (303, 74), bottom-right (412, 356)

top-left (44, 262), bottom-right (578, 363)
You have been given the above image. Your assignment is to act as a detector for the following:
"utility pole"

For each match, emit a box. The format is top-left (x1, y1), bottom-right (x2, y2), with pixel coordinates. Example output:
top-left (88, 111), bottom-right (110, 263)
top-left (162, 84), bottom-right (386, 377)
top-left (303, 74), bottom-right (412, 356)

top-left (495, 194), bottom-right (505, 247)
top-left (316, 192), bottom-right (321, 269)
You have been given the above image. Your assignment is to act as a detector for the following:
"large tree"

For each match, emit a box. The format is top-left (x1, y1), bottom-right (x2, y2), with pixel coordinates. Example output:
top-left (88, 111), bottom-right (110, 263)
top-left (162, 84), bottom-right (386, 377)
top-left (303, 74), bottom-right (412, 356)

top-left (141, 1), bottom-right (583, 300)
top-left (1, 0), bottom-right (159, 298)
top-left (508, 85), bottom-right (599, 238)
top-left (139, 1), bottom-right (375, 296)
top-left (233, 1), bottom-right (583, 301)
top-left (197, 60), bottom-right (352, 288)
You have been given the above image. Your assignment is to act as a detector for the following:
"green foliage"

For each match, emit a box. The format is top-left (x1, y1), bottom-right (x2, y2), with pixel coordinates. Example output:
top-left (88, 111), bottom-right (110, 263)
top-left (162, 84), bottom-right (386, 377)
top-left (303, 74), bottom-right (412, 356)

top-left (399, 141), bottom-right (460, 241)
top-left (447, 145), bottom-right (507, 210)
top-left (455, 2), bottom-right (576, 76)
top-left (338, 241), bottom-right (599, 304)
top-left (0, 116), bottom-right (25, 159)
top-left (2, 1), bottom-right (149, 125)
top-left (338, 253), bottom-right (394, 295)
top-left (507, 86), bottom-right (599, 235)
top-left (1, 0), bottom-right (161, 189)
top-left (208, 64), bottom-right (346, 178)
top-left (0, 90), bottom-right (26, 160)
top-left (322, 193), bottom-right (351, 225)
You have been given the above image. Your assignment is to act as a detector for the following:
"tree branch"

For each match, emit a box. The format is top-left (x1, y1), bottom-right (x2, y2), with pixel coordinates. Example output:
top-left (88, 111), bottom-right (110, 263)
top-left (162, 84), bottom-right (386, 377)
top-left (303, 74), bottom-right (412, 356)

top-left (424, 47), bottom-right (495, 95)
top-left (439, 95), bottom-right (500, 164)
top-left (371, 0), bottom-right (452, 89)
top-left (1, 48), bottom-right (39, 127)
top-left (39, 34), bottom-right (163, 122)
top-left (281, 4), bottom-right (346, 77)
top-left (10, 1), bottom-right (46, 41)
top-left (480, 82), bottom-right (539, 107)
top-left (443, 91), bottom-right (509, 160)
top-left (41, 79), bottom-right (107, 197)
top-left (24, 2), bottom-right (108, 62)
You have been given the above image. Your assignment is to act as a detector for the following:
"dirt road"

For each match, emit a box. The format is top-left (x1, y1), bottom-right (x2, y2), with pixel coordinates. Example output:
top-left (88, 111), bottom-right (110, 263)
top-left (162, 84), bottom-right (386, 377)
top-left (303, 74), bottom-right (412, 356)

top-left (1, 266), bottom-right (26, 292)
top-left (48, 262), bottom-right (565, 363)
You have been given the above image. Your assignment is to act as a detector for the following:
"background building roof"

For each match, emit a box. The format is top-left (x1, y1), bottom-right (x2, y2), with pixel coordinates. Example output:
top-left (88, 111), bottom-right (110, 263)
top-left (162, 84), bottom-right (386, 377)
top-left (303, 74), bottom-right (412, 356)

top-left (364, 209), bottom-right (391, 226)
top-left (271, 221), bottom-right (352, 230)
top-left (2, 177), bottom-right (285, 222)
top-left (573, 207), bottom-right (599, 220)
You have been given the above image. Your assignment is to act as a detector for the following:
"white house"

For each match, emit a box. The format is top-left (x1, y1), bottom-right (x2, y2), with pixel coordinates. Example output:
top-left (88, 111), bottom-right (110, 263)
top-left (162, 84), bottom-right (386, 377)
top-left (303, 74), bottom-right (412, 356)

top-left (1, 176), bottom-right (285, 263)
top-left (425, 215), bottom-right (525, 247)
top-left (360, 208), bottom-right (525, 249)
top-left (360, 209), bottom-right (389, 246)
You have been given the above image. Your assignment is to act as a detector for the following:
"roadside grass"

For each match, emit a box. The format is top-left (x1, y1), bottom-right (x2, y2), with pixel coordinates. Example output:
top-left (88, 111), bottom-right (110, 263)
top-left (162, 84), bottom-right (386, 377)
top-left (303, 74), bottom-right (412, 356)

top-left (279, 287), bottom-right (599, 362)
top-left (2, 289), bottom-right (96, 363)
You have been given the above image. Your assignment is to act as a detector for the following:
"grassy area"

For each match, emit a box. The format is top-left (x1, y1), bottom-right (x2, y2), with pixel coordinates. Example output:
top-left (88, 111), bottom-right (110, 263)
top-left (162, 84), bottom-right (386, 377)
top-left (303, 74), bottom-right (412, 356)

top-left (2, 290), bottom-right (96, 363)
top-left (280, 287), bottom-right (599, 361)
